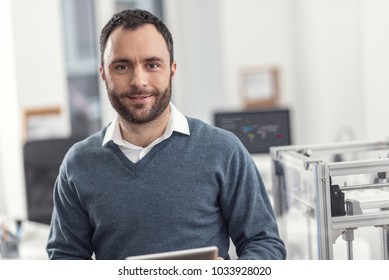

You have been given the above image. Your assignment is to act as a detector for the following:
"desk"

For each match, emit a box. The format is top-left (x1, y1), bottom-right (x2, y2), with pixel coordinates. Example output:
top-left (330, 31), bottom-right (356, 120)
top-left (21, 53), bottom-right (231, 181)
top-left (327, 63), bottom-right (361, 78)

top-left (19, 221), bottom-right (50, 259)
top-left (1, 219), bottom-right (49, 260)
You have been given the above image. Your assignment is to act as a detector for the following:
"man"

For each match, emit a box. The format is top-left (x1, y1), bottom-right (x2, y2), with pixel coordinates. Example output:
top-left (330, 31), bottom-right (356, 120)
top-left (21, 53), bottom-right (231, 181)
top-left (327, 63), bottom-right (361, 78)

top-left (46, 9), bottom-right (286, 260)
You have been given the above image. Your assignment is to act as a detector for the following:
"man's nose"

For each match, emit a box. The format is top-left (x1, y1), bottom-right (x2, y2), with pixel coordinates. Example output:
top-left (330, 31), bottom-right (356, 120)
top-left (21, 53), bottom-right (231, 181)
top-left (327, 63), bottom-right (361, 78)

top-left (130, 67), bottom-right (148, 88)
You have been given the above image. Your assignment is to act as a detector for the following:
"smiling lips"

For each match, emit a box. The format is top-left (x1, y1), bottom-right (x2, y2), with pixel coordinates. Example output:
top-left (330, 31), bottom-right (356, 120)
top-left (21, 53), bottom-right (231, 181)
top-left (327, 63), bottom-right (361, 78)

top-left (127, 95), bottom-right (152, 103)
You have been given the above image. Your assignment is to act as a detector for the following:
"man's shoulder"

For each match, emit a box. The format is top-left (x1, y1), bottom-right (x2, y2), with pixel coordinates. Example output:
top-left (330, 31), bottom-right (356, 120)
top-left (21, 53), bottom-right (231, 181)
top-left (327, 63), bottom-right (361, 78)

top-left (64, 127), bottom-right (107, 161)
top-left (186, 117), bottom-right (244, 150)
top-left (187, 117), bottom-right (236, 136)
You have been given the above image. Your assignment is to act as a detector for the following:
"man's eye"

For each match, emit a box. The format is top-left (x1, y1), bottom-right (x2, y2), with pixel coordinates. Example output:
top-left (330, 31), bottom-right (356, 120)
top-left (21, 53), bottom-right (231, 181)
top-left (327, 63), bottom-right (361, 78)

top-left (147, 63), bottom-right (160, 70)
top-left (115, 65), bottom-right (128, 71)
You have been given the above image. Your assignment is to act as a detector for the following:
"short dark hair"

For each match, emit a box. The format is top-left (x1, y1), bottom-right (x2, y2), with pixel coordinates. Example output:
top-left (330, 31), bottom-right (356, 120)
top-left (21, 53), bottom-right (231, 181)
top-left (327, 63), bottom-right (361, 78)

top-left (99, 9), bottom-right (174, 67)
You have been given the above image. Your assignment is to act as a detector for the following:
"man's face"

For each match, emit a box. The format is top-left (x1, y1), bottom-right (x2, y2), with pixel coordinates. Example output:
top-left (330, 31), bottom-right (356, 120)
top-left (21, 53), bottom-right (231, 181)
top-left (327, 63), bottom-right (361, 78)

top-left (100, 24), bottom-right (176, 124)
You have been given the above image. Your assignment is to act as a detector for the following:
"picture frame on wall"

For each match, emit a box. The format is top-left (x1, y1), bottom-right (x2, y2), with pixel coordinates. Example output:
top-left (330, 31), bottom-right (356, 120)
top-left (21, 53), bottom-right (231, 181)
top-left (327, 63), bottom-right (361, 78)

top-left (240, 66), bottom-right (280, 109)
top-left (23, 106), bottom-right (66, 142)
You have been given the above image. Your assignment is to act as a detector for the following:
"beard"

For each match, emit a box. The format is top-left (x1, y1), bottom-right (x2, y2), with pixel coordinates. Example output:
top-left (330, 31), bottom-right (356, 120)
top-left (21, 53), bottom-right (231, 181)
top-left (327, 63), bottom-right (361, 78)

top-left (106, 78), bottom-right (172, 125)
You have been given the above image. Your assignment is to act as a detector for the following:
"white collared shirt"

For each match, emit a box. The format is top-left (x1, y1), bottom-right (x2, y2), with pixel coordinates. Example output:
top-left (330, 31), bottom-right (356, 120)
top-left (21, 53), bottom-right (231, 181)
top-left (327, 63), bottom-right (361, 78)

top-left (102, 103), bottom-right (190, 163)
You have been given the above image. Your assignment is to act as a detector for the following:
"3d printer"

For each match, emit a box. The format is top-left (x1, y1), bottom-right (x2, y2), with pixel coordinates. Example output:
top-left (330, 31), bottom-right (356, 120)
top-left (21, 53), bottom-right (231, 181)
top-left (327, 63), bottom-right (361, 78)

top-left (271, 139), bottom-right (389, 259)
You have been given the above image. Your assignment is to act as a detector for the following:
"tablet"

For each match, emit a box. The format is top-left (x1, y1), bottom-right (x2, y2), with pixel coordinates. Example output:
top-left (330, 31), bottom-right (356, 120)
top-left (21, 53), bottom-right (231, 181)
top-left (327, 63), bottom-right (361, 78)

top-left (125, 246), bottom-right (219, 260)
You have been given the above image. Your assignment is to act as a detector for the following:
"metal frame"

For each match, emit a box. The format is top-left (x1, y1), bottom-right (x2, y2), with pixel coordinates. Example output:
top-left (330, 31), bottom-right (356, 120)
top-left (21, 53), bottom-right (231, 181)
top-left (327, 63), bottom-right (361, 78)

top-left (271, 139), bottom-right (389, 259)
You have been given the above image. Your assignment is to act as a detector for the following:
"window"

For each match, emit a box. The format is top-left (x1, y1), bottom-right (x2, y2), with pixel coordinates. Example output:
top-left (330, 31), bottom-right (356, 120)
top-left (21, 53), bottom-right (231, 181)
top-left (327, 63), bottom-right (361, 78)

top-left (61, 0), bottom-right (101, 137)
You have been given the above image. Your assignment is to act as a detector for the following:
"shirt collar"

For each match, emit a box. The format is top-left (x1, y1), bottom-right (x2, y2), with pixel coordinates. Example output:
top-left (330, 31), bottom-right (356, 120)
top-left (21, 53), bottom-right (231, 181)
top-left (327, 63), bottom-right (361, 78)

top-left (102, 102), bottom-right (190, 147)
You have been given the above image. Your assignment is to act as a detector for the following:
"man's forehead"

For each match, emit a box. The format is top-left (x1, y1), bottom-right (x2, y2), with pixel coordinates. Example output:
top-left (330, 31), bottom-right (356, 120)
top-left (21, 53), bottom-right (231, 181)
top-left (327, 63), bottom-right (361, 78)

top-left (104, 24), bottom-right (168, 57)
top-left (109, 24), bottom-right (163, 44)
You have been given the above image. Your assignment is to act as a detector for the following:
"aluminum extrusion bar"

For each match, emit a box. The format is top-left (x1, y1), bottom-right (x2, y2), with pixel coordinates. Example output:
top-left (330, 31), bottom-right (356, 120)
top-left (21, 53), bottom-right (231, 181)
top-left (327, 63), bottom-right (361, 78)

top-left (332, 211), bottom-right (389, 230)
top-left (328, 158), bottom-right (389, 177)
top-left (340, 182), bottom-right (389, 191)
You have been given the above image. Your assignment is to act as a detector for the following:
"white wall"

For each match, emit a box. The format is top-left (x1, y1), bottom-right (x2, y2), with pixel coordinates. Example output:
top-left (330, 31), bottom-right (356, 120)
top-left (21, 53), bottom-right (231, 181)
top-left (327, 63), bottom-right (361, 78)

top-left (290, 0), bottom-right (389, 144)
top-left (165, 0), bottom-right (293, 125)
top-left (360, 0), bottom-right (389, 139)
top-left (0, 0), bottom-right (27, 219)
top-left (165, 0), bottom-right (389, 146)
top-left (291, 0), bottom-right (365, 144)
top-left (219, 0), bottom-right (294, 109)
top-left (164, 0), bottom-right (224, 123)
top-left (11, 0), bottom-right (69, 115)
top-left (0, 0), bottom-right (69, 219)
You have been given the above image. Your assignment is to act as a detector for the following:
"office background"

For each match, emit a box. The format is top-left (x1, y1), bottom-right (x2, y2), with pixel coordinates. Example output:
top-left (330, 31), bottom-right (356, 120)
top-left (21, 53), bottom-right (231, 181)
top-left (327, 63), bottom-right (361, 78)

top-left (1, 0), bottom-right (389, 259)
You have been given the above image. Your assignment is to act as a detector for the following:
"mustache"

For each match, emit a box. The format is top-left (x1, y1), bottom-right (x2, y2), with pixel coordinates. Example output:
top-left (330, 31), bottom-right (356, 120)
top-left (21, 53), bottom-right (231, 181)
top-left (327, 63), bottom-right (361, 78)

top-left (121, 87), bottom-right (158, 97)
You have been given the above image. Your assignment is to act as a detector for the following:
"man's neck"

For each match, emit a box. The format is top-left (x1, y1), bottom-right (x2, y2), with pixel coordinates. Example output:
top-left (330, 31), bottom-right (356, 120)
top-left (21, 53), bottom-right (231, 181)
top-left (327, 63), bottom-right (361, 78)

top-left (118, 107), bottom-right (171, 148)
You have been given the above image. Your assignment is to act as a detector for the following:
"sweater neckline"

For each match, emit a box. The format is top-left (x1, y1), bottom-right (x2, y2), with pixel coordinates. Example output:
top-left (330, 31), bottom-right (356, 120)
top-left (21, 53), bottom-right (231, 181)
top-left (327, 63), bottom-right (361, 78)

top-left (105, 133), bottom-right (176, 176)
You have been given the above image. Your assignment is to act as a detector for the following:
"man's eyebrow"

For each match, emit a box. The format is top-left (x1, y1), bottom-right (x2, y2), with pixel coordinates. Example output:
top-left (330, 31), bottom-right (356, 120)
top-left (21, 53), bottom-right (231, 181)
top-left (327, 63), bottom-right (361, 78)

top-left (144, 56), bottom-right (164, 63)
top-left (109, 56), bottom-right (164, 66)
top-left (109, 58), bottom-right (131, 65)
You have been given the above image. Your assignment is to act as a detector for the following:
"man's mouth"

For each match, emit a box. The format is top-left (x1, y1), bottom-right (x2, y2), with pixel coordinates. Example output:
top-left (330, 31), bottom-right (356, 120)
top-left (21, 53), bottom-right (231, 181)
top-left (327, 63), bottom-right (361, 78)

top-left (127, 95), bottom-right (152, 103)
top-left (130, 95), bottom-right (149, 99)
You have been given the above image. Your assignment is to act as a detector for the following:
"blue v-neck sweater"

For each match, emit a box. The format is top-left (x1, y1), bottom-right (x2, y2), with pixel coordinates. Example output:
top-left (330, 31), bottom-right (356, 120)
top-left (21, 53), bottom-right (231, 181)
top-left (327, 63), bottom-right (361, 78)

top-left (46, 117), bottom-right (286, 260)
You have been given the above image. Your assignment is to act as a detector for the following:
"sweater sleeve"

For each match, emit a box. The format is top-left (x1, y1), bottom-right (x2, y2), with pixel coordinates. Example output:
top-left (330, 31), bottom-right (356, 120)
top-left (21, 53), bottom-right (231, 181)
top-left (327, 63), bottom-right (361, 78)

top-left (46, 165), bottom-right (94, 260)
top-left (219, 145), bottom-right (287, 260)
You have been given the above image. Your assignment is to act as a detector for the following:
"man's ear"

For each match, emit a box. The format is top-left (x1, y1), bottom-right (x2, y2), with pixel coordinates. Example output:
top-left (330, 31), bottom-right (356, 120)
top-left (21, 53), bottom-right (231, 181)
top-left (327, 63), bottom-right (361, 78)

top-left (99, 65), bottom-right (106, 81)
top-left (171, 62), bottom-right (177, 78)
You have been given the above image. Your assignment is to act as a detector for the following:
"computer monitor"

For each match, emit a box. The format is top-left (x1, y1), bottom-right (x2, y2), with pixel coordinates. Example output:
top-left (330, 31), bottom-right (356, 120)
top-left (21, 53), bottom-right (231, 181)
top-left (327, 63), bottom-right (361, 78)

top-left (23, 136), bottom-right (83, 224)
top-left (214, 108), bottom-right (291, 154)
